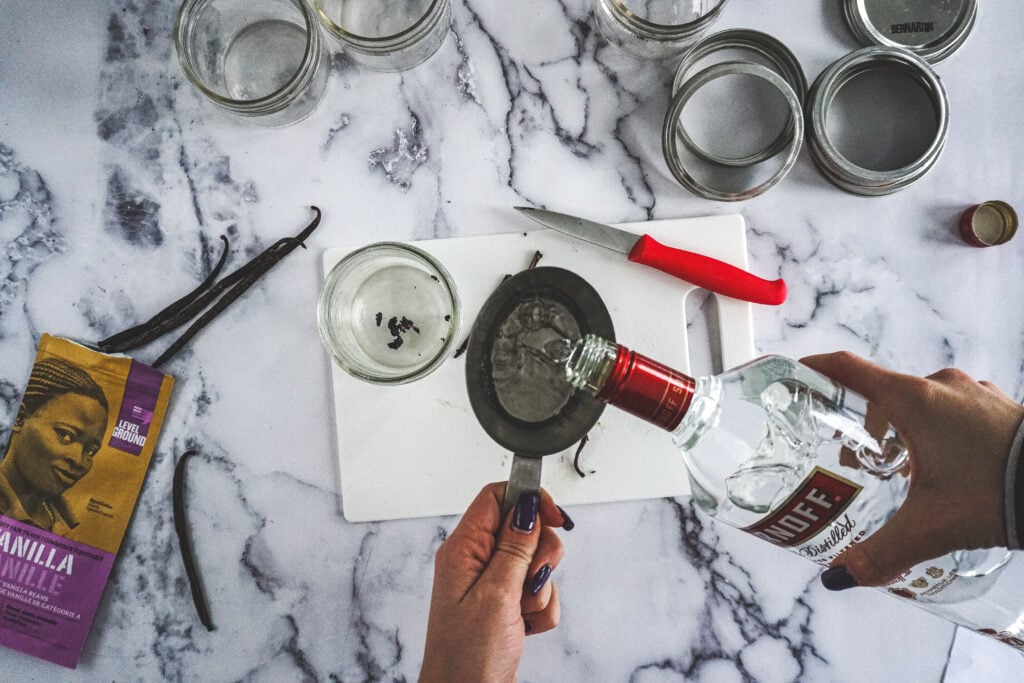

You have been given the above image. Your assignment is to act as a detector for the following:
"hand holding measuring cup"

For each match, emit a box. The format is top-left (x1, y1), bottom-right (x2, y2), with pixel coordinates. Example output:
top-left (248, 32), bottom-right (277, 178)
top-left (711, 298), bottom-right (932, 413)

top-left (421, 483), bottom-right (572, 682)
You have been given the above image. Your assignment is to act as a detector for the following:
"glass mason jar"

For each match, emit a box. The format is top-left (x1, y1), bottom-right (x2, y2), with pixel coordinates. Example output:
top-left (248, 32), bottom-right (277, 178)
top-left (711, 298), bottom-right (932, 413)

top-left (314, 0), bottom-right (451, 72)
top-left (318, 242), bottom-right (461, 385)
top-left (592, 0), bottom-right (729, 60)
top-left (175, 0), bottom-right (329, 126)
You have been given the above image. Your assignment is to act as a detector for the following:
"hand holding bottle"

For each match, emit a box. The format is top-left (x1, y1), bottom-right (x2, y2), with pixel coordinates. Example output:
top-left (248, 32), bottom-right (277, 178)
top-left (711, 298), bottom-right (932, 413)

top-left (800, 351), bottom-right (1024, 590)
top-left (562, 336), bottom-right (1024, 645)
top-left (420, 483), bottom-right (571, 682)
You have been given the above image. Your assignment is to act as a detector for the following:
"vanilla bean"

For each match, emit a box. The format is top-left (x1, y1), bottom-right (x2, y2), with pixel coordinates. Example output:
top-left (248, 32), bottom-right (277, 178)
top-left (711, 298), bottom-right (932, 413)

top-left (573, 433), bottom-right (590, 478)
top-left (99, 239), bottom-right (271, 353)
top-left (173, 449), bottom-right (214, 632)
top-left (152, 207), bottom-right (321, 367)
top-left (452, 337), bottom-right (470, 359)
top-left (112, 252), bottom-right (267, 352)
top-left (454, 250), bottom-right (543, 361)
top-left (99, 235), bottom-right (231, 352)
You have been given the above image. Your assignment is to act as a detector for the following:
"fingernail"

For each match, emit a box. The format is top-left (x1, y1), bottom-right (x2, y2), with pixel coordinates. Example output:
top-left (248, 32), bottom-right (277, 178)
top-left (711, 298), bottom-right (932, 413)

top-left (530, 564), bottom-right (552, 595)
top-left (513, 490), bottom-right (539, 533)
top-left (556, 505), bottom-right (575, 531)
top-left (821, 565), bottom-right (858, 591)
top-left (524, 620), bottom-right (533, 633)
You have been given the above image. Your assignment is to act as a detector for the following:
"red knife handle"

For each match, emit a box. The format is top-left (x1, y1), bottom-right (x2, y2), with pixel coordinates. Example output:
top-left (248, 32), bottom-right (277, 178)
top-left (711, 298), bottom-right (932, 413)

top-left (628, 234), bottom-right (787, 306)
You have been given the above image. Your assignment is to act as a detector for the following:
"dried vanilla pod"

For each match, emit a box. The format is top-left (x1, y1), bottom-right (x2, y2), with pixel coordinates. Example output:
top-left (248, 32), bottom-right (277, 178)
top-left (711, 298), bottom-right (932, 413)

top-left (98, 234), bottom-right (231, 352)
top-left (98, 206), bottom-right (322, 366)
top-left (173, 449), bottom-right (214, 632)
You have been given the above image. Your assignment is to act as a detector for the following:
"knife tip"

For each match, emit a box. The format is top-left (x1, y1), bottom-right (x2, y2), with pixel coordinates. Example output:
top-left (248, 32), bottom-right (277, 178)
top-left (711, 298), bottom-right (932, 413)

top-left (513, 205), bottom-right (533, 214)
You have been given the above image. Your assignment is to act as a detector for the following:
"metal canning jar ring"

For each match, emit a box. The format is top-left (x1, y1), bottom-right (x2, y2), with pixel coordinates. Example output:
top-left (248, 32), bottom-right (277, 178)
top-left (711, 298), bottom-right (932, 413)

top-left (314, 0), bottom-right (452, 72)
top-left (672, 29), bottom-right (807, 168)
top-left (662, 61), bottom-right (804, 202)
top-left (807, 46), bottom-right (949, 196)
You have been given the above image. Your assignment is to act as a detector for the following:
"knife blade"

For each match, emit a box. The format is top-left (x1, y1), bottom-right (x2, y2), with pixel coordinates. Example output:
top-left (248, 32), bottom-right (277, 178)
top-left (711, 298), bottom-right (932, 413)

top-left (514, 206), bottom-right (787, 306)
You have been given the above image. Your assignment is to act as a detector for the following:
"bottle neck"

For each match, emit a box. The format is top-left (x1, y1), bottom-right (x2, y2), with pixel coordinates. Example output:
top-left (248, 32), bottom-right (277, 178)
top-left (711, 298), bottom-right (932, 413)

top-left (566, 335), bottom-right (696, 432)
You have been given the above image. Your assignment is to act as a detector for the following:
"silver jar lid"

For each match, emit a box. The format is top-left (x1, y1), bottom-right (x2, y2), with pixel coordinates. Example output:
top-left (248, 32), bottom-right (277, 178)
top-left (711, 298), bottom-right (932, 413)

top-left (843, 0), bottom-right (977, 64)
top-left (672, 29), bottom-right (807, 167)
top-left (807, 46), bottom-right (948, 196)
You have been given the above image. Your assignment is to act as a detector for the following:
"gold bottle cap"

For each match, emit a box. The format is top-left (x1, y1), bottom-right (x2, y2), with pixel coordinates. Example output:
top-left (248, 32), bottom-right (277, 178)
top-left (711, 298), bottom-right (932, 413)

top-left (959, 201), bottom-right (1018, 247)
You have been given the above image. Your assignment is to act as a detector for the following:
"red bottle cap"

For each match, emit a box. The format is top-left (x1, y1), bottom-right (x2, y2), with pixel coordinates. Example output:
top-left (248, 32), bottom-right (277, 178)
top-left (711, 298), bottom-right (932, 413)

top-left (596, 346), bottom-right (695, 431)
top-left (958, 201), bottom-right (1018, 247)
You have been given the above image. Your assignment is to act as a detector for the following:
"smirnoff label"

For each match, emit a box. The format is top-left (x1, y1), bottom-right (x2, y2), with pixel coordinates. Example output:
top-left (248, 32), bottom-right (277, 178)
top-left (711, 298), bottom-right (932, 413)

top-left (745, 468), bottom-right (971, 603)
top-left (743, 467), bottom-right (861, 549)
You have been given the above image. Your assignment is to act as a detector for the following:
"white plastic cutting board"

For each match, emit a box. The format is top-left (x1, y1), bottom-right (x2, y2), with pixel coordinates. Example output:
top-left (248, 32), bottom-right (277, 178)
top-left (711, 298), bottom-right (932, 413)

top-left (324, 215), bottom-right (756, 522)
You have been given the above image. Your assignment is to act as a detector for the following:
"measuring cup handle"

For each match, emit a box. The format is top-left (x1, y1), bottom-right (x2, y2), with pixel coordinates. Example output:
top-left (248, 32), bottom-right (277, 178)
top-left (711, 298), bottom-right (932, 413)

top-left (502, 455), bottom-right (544, 519)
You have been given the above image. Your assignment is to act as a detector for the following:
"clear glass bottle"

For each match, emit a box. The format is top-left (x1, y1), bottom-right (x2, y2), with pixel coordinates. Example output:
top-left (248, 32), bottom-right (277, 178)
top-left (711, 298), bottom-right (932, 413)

top-left (563, 334), bottom-right (1024, 651)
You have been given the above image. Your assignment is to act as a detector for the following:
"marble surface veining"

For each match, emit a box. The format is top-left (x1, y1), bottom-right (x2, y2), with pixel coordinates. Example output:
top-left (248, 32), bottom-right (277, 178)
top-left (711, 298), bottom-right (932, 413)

top-left (2, 0), bottom-right (1024, 680)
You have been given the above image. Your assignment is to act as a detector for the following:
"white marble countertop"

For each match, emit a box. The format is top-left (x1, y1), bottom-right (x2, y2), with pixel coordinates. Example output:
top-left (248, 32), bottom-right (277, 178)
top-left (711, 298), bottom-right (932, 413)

top-left (2, 0), bottom-right (1023, 679)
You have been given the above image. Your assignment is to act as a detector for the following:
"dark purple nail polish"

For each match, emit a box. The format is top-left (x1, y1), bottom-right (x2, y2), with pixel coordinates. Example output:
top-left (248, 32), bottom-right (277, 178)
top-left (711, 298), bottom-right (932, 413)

top-left (556, 505), bottom-right (575, 531)
top-left (513, 490), bottom-right (539, 532)
top-left (821, 565), bottom-right (858, 591)
top-left (530, 564), bottom-right (552, 595)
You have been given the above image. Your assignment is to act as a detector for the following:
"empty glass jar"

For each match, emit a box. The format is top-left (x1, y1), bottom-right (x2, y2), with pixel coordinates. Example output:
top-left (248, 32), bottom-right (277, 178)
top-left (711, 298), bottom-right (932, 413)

top-left (593, 0), bottom-right (729, 60)
top-left (314, 0), bottom-right (451, 72)
top-left (175, 0), bottom-right (329, 126)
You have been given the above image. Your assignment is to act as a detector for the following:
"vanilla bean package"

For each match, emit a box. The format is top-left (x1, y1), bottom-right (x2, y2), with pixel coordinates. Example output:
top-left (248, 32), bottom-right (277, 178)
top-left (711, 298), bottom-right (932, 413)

top-left (0, 334), bottom-right (174, 668)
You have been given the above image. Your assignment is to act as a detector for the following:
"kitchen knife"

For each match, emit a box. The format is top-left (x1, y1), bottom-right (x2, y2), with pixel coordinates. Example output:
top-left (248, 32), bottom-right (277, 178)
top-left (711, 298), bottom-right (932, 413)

top-left (514, 206), bottom-right (787, 306)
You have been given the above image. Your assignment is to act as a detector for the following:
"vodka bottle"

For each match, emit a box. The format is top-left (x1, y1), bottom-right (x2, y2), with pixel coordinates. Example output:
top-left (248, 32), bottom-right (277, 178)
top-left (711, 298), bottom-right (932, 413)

top-left (561, 334), bottom-right (1024, 651)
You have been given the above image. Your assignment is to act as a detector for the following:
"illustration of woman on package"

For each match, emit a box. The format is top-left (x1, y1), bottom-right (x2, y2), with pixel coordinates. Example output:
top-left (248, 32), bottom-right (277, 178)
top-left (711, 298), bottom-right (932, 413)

top-left (0, 358), bottom-right (109, 532)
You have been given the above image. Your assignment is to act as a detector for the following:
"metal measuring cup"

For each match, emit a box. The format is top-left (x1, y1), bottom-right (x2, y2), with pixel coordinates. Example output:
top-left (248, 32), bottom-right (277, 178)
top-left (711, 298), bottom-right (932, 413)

top-left (465, 267), bottom-right (615, 516)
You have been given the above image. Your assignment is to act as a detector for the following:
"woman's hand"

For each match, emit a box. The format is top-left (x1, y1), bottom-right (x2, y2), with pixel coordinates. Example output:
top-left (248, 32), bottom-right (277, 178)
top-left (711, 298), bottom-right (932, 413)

top-left (420, 483), bottom-right (572, 682)
top-left (801, 352), bottom-right (1024, 590)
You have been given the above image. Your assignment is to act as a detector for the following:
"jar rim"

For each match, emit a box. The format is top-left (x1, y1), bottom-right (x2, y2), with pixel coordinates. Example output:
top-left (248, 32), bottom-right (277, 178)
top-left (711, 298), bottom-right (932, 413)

top-left (175, 0), bottom-right (324, 114)
top-left (317, 241), bottom-right (461, 385)
top-left (315, 0), bottom-right (446, 49)
top-left (599, 0), bottom-right (729, 40)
